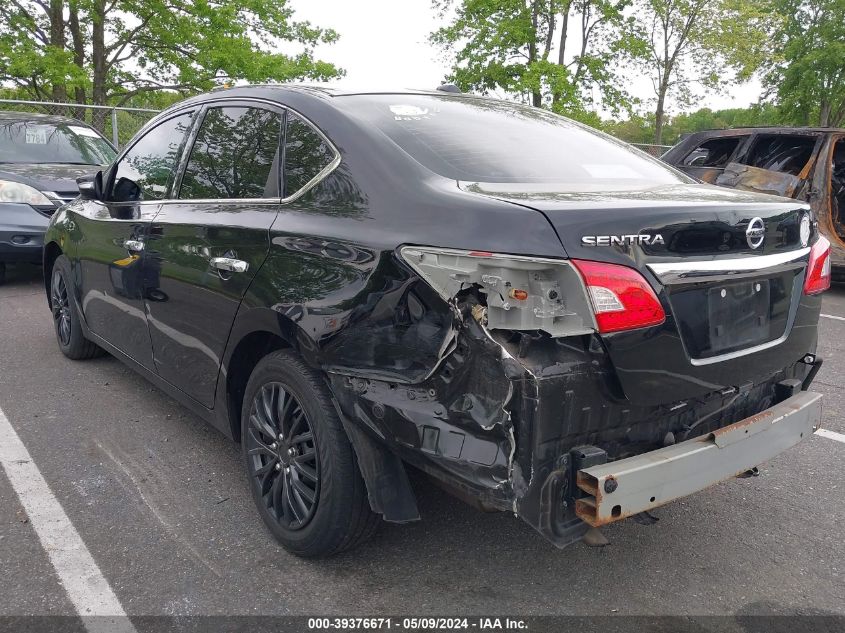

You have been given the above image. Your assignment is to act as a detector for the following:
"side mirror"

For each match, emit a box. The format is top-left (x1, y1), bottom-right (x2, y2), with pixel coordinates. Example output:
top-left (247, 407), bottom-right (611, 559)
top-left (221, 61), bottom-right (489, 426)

top-left (77, 171), bottom-right (103, 200)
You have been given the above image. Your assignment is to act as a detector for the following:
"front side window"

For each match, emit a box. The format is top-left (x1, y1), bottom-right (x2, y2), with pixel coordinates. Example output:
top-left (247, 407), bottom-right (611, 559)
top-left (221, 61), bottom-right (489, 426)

top-left (111, 113), bottom-right (193, 203)
top-left (0, 119), bottom-right (116, 165)
top-left (179, 106), bottom-right (282, 200)
top-left (284, 113), bottom-right (335, 197)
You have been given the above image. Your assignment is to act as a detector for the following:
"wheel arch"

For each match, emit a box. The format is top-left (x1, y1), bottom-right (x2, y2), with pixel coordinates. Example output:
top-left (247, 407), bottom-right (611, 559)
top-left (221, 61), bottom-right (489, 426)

top-left (43, 241), bottom-right (63, 306)
top-left (224, 329), bottom-right (291, 443)
top-left (220, 308), bottom-right (420, 523)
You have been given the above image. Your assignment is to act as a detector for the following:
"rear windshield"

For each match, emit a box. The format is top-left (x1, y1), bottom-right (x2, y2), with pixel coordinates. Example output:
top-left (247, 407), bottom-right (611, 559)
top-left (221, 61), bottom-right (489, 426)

top-left (342, 95), bottom-right (685, 187)
top-left (0, 120), bottom-right (116, 165)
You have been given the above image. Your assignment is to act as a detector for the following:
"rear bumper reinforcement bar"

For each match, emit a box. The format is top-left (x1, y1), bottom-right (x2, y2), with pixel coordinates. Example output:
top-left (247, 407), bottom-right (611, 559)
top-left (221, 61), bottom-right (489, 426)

top-left (575, 391), bottom-right (823, 527)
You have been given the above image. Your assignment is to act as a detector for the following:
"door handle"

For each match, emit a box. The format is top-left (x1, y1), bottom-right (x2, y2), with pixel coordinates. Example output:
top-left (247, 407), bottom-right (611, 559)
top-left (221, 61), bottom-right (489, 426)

top-left (210, 257), bottom-right (249, 273)
top-left (123, 239), bottom-right (144, 252)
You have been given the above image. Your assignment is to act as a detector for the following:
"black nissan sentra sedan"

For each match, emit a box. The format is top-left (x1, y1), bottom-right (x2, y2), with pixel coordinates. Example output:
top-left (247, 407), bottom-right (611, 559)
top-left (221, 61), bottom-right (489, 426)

top-left (43, 85), bottom-right (828, 557)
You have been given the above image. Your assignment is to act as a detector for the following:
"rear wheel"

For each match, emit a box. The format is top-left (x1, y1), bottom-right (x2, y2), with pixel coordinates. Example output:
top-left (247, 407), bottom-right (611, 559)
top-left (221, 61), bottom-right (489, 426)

top-left (50, 255), bottom-right (104, 360)
top-left (0, 262), bottom-right (5, 285)
top-left (241, 350), bottom-right (379, 557)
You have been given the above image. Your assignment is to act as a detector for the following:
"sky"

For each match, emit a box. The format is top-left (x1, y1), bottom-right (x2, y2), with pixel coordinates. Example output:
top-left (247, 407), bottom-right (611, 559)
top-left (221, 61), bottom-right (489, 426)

top-left (290, 0), bottom-right (764, 119)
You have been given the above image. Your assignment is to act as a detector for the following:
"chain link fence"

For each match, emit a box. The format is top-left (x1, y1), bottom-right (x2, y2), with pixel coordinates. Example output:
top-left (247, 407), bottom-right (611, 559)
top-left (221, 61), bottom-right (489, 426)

top-left (631, 143), bottom-right (673, 157)
top-left (0, 98), bottom-right (677, 156)
top-left (0, 99), bottom-right (159, 148)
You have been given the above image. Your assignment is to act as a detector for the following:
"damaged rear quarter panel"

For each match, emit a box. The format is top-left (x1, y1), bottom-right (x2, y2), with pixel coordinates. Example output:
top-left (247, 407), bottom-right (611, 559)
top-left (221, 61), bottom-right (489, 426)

top-left (227, 148), bottom-right (569, 514)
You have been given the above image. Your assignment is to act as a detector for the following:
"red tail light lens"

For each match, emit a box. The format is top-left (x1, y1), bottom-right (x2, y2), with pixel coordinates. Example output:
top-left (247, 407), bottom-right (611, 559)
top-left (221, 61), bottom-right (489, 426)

top-left (804, 236), bottom-right (831, 295)
top-left (571, 259), bottom-right (666, 333)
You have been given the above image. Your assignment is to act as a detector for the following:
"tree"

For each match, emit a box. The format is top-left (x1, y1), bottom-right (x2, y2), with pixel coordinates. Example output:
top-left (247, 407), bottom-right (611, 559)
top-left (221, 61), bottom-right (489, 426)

top-left (430, 0), bottom-right (637, 120)
top-left (0, 0), bottom-right (342, 127)
top-left (627, 0), bottom-right (769, 144)
top-left (765, 0), bottom-right (845, 127)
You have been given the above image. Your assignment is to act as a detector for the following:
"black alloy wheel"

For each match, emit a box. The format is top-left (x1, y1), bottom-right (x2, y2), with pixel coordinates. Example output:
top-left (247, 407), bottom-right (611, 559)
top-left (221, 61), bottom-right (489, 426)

top-left (240, 350), bottom-right (380, 557)
top-left (49, 255), bottom-right (104, 360)
top-left (51, 268), bottom-right (72, 347)
top-left (245, 382), bottom-right (320, 530)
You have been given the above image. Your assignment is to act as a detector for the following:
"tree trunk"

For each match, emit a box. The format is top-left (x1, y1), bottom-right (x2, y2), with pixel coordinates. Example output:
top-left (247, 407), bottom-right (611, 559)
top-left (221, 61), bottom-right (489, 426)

top-left (91, 0), bottom-right (107, 131)
top-left (68, 1), bottom-right (87, 105)
top-left (552, 4), bottom-right (571, 110)
top-left (49, 0), bottom-right (67, 109)
top-left (528, 0), bottom-right (541, 107)
top-left (654, 84), bottom-right (668, 145)
top-left (819, 99), bottom-right (831, 127)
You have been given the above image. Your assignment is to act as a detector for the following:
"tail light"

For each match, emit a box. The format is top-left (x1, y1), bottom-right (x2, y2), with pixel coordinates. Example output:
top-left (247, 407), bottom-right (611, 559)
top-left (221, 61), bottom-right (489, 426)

top-left (803, 236), bottom-right (831, 295)
top-left (570, 259), bottom-right (666, 333)
top-left (398, 246), bottom-right (665, 337)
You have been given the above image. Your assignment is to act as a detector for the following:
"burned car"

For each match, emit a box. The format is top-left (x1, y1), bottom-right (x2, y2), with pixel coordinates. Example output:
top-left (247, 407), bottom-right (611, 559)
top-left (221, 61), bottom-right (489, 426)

top-left (44, 86), bottom-right (827, 557)
top-left (663, 127), bottom-right (845, 276)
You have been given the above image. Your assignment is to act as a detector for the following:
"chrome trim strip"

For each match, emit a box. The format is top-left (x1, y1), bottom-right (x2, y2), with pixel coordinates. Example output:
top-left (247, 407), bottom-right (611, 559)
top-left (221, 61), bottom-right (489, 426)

top-left (647, 248), bottom-right (810, 279)
top-left (137, 97), bottom-right (340, 206)
top-left (158, 197), bottom-right (281, 205)
top-left (690, 334), bottom-right (789, 366)
top-left (279, 111), bottom-right (341, 204)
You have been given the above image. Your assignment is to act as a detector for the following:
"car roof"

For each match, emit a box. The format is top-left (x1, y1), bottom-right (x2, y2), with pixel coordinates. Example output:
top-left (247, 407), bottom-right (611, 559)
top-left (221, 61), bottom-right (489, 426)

top-left (169, 83), bottom-right (485, 113)
top-left (0, 110), bottom-right (94, 127)
top-left (690, 126), bottom-right (845, 136)
top-left (210, 83), bottom-right (460, 98)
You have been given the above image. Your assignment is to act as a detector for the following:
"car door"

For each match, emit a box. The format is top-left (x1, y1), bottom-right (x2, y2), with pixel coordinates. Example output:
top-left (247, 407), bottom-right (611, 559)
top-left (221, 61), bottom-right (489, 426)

top-left (75, 111), bottom-right (195, 370)
top-left (715, 133), bottom-right (823, 199)
top-left (143, 101), bottom-right (284, 407)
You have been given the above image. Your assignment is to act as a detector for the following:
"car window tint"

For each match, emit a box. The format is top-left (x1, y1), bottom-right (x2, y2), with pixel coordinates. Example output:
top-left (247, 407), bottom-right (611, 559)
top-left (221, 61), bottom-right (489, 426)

top-left (742, 135), bottom-right (816, 176)
top-left (682, 137), bottom-right (744, 168)
top-left (284, 113), bottom-right (335, 197)
top-left (179, 106), bottom-right (282, 200)
top-left (111, 113), bottom-right (192, 203)
top-left (342, 95), bottom-right (685, 188)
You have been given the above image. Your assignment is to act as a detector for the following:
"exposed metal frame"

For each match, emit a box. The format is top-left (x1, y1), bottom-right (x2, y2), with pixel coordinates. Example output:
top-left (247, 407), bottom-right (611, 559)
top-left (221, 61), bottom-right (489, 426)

top-left (574, 390), bottom-right (822, 527)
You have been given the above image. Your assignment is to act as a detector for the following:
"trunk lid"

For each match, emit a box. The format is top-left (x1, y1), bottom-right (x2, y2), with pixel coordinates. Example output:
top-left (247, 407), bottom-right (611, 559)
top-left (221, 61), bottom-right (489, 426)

top-left (462, 182), bottom-right (817, 406)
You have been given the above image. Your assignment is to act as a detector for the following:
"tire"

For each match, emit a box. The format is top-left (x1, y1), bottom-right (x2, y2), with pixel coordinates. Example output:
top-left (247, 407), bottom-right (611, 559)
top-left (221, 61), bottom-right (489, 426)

top-left (50, 255), bottom-right (104, 360)
top-left (241, 350), bottom-right (380, 557)
top-left (0, 262), bottom-right (6, 285)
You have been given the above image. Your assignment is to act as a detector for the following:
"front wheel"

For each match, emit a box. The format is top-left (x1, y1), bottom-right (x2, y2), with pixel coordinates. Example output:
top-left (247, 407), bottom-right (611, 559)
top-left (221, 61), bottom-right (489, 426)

top-left (50, 255), bottom-right (104, 360)
top-left (241, 350), bottom-right (379, 557)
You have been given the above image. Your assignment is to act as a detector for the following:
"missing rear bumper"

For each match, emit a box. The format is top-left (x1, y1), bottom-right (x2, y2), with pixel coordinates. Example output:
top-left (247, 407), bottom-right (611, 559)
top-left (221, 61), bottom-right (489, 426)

top-left (574, 390), bottom-right (822, 527)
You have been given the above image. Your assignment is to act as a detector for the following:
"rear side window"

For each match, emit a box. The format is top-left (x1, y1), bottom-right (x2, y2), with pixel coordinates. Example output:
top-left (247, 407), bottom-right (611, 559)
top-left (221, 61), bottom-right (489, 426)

top-left (284, 113), bottom-right (335, 197)
top-left (743, 135), bottom-right (816, 176)
top-left (682, 137), bottom-right (744, 168)
top-left (179, 106), bottom-right (282, 200)
top-left (111, 113), bottom-right (192, 202)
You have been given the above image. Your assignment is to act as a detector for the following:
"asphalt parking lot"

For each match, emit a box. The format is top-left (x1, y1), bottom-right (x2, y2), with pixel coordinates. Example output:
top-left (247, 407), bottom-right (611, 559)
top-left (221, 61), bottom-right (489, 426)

top-left (1, 262), bottom-right (843, 620)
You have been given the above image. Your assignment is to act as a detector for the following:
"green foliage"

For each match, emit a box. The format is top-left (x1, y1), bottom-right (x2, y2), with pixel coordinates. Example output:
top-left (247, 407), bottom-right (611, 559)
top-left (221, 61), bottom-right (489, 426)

top-left (0, 0), bottom-right (342, 108)
top-left (624, 0), bottom-right (771, 143)
top-left (430, 0), bottom-right (638, 121)
top-left (764, 0), bottom-right (845, 127)
top-left (603, 102), bottom-right (784, 144)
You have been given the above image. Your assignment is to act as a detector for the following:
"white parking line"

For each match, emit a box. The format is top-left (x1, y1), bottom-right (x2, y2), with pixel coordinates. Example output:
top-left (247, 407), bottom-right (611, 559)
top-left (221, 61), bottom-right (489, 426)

top-left (816, 428), bottom-right (845, 443)
top-left (0, 405), bottom-right (136, 633)
top-left (820, 313), bottom-right (845, 322)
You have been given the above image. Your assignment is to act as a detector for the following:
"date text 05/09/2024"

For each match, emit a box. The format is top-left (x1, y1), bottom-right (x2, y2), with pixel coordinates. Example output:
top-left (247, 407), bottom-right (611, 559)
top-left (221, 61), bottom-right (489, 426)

top-left (307, 618), bottom-right (529, 630)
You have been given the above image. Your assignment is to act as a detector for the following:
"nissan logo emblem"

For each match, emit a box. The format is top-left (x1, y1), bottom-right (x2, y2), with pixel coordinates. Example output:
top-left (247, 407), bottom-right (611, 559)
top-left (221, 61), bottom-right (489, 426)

top-left (746, 217), bottom-right (766, 249)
